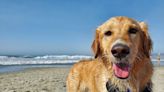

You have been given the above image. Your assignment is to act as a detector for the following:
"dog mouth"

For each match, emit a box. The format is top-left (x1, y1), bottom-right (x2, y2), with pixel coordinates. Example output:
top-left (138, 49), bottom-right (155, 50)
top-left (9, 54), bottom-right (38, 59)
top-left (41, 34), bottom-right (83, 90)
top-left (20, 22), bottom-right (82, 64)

top-left (112, 63), bottom-right (130, 79)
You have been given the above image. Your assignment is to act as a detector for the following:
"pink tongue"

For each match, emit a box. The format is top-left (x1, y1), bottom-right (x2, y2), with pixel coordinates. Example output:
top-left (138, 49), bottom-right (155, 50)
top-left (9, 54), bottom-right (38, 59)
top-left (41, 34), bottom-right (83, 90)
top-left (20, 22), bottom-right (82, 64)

top-left (113, 64), bottom-right (129, 78)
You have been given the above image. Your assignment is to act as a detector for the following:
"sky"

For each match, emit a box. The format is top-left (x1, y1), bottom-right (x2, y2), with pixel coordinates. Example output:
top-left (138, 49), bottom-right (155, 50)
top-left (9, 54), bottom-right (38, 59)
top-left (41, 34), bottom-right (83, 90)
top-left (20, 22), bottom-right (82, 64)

top-left (0, 0), bottom-right (164, 56)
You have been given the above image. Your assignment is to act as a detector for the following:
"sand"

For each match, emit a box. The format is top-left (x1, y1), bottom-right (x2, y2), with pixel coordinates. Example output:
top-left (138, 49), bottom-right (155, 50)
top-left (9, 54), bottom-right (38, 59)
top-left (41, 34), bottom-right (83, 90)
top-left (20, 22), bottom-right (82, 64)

top-left (0, 67), bottom-right (70, 92)
top-left (0, 66), bottom-right (163, 92)
top-left (152, 67), bottom-right (164, 92)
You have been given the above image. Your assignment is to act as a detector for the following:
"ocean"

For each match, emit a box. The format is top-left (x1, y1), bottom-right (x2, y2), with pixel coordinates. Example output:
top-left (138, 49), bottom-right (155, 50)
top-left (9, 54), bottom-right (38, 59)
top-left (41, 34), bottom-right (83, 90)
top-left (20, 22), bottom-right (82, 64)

top-left (0, 55), bottom-right (92, 73)
top-left (0, 55), bottom-right (163, 73)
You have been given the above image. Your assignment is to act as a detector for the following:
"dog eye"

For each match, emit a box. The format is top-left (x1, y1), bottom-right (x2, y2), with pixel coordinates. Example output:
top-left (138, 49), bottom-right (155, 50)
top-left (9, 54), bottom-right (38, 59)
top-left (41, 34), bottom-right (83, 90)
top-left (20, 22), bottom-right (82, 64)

top-left (128, 28), bottom-right (138, 34)
top-left (105, 31), bottom-right (112, 36)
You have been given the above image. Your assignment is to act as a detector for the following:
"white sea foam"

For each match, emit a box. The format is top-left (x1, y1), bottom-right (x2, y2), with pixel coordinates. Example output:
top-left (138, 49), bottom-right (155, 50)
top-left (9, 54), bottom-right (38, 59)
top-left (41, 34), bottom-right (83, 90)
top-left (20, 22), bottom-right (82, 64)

top-left (0, 56), bottom-right (8, 59)
top-left (0, 55), bottom-right (93, 65)
top-left (0, 55), bottom-right (163, 65)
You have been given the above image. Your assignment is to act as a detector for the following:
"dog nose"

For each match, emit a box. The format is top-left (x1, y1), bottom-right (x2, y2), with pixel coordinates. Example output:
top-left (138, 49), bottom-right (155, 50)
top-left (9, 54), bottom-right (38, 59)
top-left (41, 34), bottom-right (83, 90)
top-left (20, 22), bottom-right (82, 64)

top-left (111, 44), bottom-right (130, 59)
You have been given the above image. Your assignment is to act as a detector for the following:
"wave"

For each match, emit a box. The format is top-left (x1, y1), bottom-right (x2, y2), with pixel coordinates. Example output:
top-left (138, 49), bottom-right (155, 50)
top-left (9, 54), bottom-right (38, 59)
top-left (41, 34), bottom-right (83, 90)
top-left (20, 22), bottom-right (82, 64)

top-left (0, 55), bottom-right (163, 65)
top-left (0, 56), bottom-right (9, 59)
top-left (0, 55), bottom-right (93, 65)
top-left (34, 55), bottom-right (92, 60)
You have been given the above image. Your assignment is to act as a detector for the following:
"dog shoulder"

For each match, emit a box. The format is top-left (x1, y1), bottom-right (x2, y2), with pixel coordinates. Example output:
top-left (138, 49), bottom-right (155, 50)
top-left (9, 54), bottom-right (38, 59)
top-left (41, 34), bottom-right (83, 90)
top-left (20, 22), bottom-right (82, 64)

top-left (73, 58), bottom-right (100, 67)
top-left (70, 58), bottom-right (105, 75)
top-left (72, 59), bottom-right (94, 68)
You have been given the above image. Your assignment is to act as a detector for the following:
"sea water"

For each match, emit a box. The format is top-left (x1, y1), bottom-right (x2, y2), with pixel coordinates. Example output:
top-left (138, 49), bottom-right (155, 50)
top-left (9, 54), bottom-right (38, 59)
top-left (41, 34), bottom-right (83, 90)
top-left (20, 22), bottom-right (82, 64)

top-left (0, 55), bottom-right (163, 73)
top-left (0, 55), bottom-right (91, 73)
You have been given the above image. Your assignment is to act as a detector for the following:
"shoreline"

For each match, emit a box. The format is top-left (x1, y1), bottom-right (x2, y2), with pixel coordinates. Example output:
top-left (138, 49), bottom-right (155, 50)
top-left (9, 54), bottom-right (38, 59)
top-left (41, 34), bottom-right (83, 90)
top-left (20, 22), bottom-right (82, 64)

top-left (0, 62), bottom-right (164, 74)
top-left (0, 66), bottom-right (163, 92)
top-left (0, 64), bottom-right (72, 73)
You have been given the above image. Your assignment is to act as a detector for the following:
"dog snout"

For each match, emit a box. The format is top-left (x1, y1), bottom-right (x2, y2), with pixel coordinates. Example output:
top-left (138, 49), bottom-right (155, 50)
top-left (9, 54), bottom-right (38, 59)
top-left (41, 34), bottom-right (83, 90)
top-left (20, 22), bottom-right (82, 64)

top-left (111, 44), bottom-right (130, 59)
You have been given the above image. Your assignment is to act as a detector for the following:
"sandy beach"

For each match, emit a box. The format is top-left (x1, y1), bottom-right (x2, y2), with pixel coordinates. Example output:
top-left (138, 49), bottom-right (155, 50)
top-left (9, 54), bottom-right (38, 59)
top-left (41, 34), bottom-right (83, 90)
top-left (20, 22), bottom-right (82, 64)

top-left (0, 67), bottom-right (70, 92)
top-left (0, 66), bottom-right (163, 92)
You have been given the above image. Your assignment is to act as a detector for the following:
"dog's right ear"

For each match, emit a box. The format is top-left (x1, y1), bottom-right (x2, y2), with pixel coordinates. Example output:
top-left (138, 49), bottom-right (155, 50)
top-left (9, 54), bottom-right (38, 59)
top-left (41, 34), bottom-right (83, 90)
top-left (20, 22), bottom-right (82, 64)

top-left (92, 30), bottom-right (101, 58)
top-left (139, 22), bottom-right (153, 58)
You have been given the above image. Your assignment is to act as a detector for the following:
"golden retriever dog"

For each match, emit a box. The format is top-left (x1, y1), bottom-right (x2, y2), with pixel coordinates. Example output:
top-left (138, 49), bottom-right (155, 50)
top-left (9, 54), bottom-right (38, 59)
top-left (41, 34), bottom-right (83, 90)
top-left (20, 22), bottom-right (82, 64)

top-left (66, 16), bottom-right (153, 92)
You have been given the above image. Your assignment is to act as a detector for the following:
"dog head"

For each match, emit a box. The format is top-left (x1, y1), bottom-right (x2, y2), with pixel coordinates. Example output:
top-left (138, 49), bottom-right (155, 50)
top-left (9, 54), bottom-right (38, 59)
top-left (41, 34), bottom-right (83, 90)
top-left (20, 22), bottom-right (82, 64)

top-left (92, 16), bottom-right (152, 79)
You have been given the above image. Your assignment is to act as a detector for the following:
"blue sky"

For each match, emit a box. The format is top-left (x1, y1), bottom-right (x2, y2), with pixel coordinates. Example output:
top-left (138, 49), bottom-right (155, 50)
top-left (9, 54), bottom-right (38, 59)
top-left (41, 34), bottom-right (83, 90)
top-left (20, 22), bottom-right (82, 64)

top-left (0, 0), bottom-right (164, 55)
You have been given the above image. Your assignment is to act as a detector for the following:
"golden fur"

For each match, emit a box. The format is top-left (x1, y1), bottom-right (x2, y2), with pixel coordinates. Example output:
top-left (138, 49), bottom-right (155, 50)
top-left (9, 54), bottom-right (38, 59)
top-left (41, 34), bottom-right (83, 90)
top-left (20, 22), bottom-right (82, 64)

top-left (66, 16), bottom-right (153, 92)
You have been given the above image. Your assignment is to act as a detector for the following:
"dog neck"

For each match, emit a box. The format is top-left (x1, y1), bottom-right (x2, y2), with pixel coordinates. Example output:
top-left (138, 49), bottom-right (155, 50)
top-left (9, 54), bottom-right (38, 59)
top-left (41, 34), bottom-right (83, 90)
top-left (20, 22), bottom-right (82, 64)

top-left (106, 81), bottom-right (131, 92)
top-left (97, 57), bottom-right (132, 91)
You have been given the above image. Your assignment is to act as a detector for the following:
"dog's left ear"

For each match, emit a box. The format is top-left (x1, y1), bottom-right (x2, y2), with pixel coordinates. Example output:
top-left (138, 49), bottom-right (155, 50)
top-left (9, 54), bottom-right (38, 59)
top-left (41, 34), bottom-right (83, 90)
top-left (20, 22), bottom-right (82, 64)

top-left (92, 30), bottom-right (101, 58)
top-left (139, 22), bottom-right (153, 57)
